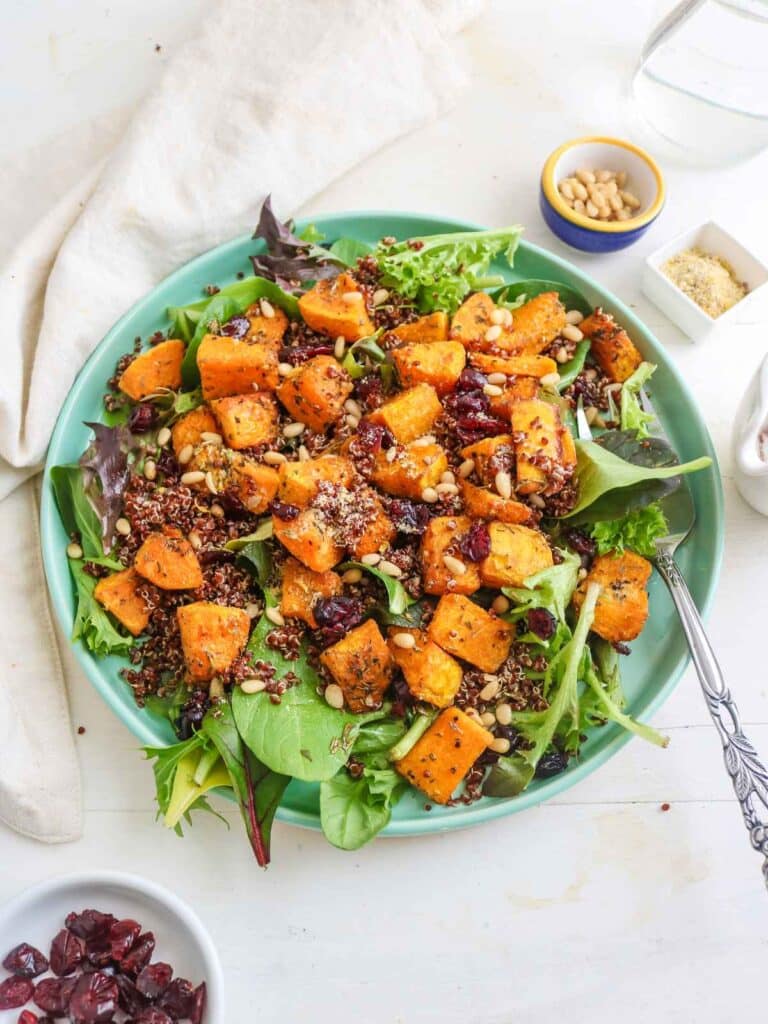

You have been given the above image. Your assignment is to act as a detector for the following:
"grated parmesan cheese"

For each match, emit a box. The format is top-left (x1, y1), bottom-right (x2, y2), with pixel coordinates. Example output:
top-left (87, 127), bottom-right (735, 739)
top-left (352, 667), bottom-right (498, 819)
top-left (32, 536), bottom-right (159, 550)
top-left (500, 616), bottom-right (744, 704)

top-left (661, 246), bottom-right (747, 319)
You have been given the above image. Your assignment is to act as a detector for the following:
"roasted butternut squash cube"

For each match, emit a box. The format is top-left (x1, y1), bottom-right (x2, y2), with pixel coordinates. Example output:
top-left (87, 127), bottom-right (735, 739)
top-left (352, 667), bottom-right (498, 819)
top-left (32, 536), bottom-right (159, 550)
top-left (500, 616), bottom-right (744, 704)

top-left (277, 455), bottom-right (356, 507)
top-left (298, 272), bottom-right (374, 341)
top-left (134, 528), bottom-right (203, 590)
top-left (450, 292), bottom-right (497, 346)
top-left (210, 392), bottom-right (279, 450)
top-left (469, 351), bottom-right (558, 379)
top-left (391, 342), bottom-right (466, 396)
top-left (276, 355), bottom-right (353, 432)
top-left (198, 333), bottom-right (279, 399)
top-left (395, 707), bottom-right (493, 804)
top-left (461, 435), bottom-right (516, 488)
top-left (501, 292), bottom-right (567, 354)
top-left (510, 398), bottom-right (573, 495)
top-left (488, 376), bottom-right (539, 420)
top-left (420, 515), bottom-right (482, 596)
top-left (280, 556), bottom-right (341, 628)
top-left (390, 312), bottom-right (449, 343)
top-left (349, 490), bottom-right (395, 559)
top-left (171, 406), bottom-right (219, 457)
top-left (176, 601), bottom-right (251, 683)
top-left (480, 522), bottom-right (553, 588)
top-left (580, 309), bottom-right (643, 383)
top-left (370, 442), bottom-right (448, 500)
top-left (573, 551), bottom-right (652, 643)
top-left (387, 628), bottom-right (463, 708)
top-left (272, 507), bottom-right (344, 572)
top-left (459, 479), bottom-right (532, 524)
top-left (230, 460), bottom-right (280, 514)
top-left (118, 339), bottom-right (185, 401)
top-left (367, 384), bottom-right (442, 444)
top-left (93, 567), bottom-right (151, 637)
top-left (428, 594), bottom-right (513, 673)
top-left (244, 302), bottom-right (289, 345)
top-left (319, 618), bottom-right (394, 712)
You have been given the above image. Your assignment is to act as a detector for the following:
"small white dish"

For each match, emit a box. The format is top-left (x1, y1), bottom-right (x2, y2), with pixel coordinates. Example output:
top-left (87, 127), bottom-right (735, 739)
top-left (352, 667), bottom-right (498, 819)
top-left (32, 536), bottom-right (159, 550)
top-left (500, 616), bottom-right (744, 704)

top-left (733, 352), bottom-right (768, 517)
top-left (0, 871), bottom-right (224, 1022)
top-left (642, 221), bottom-right (768, 340)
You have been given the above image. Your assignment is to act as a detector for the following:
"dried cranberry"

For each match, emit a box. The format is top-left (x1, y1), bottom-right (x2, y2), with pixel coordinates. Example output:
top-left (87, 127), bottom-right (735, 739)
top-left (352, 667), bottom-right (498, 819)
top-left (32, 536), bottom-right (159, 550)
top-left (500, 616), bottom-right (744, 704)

top-left (136, 963), bottom-right (172, 1000)
top-left (563, 528), bottom-right (596, 562)
top-left (535, 748), bottom-right (568, 778)
top-left (3, 943), bottom-right (49, 978)
top-left (459, 522), bottom-right (491, 562)
top-left (174, 692), bottom-right (210, 741)
top-left (456, 367), bottom-right (488, 392)
top-left (65, 911), bottom-right (116, 944)
top-left (354, 375), bottom-right (383, 409)
top-left (269, 500), bottom-right (300, 521)
top-left (49, 929), bottom-right (85, 976)
top-left (612, 641), bottom-right (631, 656)
top-left (84, 935), bottom-right (112, 969)
top-left (127, 403), bottom-right (158, 434)
top-left (0, 977), bottom-right (34, 1009)
top-left (445, 389), bottom-right (489, 417)
top-left (157, 978), bottom-right (195, 1020)
top-left (526, 607), bottom-right (557, 640)
top-left (454, 413), bottom-right (507, 442)
top-left (18, 1011), bottom-right (39, 1024)
top-left (115, 975), bottom-right (146, 1017)
top-left (387, 499), bottom-right (432, 535)
top-left (190, 983), bottom-right (206, 1024)
top-left (120, 933), bottom-right (155, 976)
top-left (314, 596), bottom-right (362, 632)
top-left (108, 919), bottom-right (141, 962)
top-left (33, 977), bottom-right (76, 1017)
top-left (278, 344), bottom-right (333, 364)
top-left (68, 971), bottom-right (118, 1023)
top-left (219, 315), bottom-right (249, 338)
top-left (134, 1009), bottom-right (173, 1024)
top-left (390, 675), bottom-right (414, 718)
top-left (354, 419), bottom-right (394, 452)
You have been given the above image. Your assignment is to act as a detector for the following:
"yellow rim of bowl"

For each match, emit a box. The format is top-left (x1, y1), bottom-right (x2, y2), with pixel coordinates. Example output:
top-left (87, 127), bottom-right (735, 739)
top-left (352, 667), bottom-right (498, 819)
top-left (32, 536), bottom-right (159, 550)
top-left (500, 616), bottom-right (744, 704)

top-left (541, 136), bottom-right (665, 234)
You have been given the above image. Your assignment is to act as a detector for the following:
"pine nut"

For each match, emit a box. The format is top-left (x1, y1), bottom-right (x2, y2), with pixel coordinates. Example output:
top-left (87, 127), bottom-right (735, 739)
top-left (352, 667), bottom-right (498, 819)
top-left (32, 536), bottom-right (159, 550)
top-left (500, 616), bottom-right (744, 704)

top-left (501, 308), bottom-right (513, 327)
top-left (487, 372), bottom-right (507, 386)
top-left (181, 470), bottom-right (205, 485)
top-left (115, 517), bottom-right (131, 537)
top-left (587, 182), bottom-right (601, 201)
top-left (259, 298), bottom-right (275, 318)
top-left (443, 554), bottom-right (467, 576)
top-left (529, 493), bottom-right (546, 509)
top-left (578, 567), bottom-right (588, 581)
top-left (484, 325), bottom-right (502, 342)
top-left (559, 181), bottom-right (575, 200)
top-left (495, 702), bottom-right (513, 726)
top-left (596, 169), bottom-right (613, 184)
top-left (266, 606), bottom-right (285, 626)
top-left (616, 170), bottom-right (628, 188)
top-left (555, 347), bottom-right (569, 364)
top-left (576, 168), bottom-right (596, 185)
top-left (483, 383), bottom-right (503, 397)
top-left (609, 193), bottom-right (623, 214)
top-left (616, 208), bottom-right (631, 221)
top-left (464, 708), bottom-right (483, 724)
top-left (479, 711), bottom-right (495, 727)
top-left (344, 398), bottom-right (362, 418)
top-left (200, 431), bottom-right (223, 445)
top-left (495, 470), bottom-right (512, 499)
top-left (263, 450), bottom-right (287, 465)
top-left (211, 502), bottom-right (225, 518)
top-left (572, 182), bottom-right (588, 201)
top-left (278, 362), bottom-right (293, 376)
top-left (177, 444), bottom-right (194, 465)
top-left (346, 415), bottom-right (360, 429)
top-left (205, 471), bottom-right (218, 494)
top-left (334, 336), bottom-right (346, 359)
top-left (245, 603), bottom-right (261, 619)
top-left (251, 382), bottom-right (260, 392)
top-left (622, 190), bottom-right (641, 210)
top-left (573, 199), bottom-right (586, 213)
top-left (361, 552), bottom-right (381, 566)
top-left (142, 459), bottom-right (156, 481)
top-left (324, 683), bottom-right (345, 709)
top-left (298, 445), bottom-right (310, 462)
top-left (421, 487), bottom-right (439, 503)
top-left (585, 405), bottom-right (599, 425)
top-left (436, 483), bottom-right (459, 496)
top-left (412, 435), bottom-right (436, 446)
top-left (240, 678), bottom-right (267, 694)
top-left (386, 446), bottom-right (398, 463)
top-left (479, 677), bottom-right (501, 701)
top-left (540, 372), bottom-right (561, 387)
top-left (490, 737), bottom-right (511, 754)
top-left (584, 368), bottom-right (597, 382)
top-left (562, 324), bottom-right (584, 343)
top-left (566, 309), bottom-right (584, 325)
top-left (342, 568), bottom-right (363, 583)
top-left (378, 559), bottom-right (402, 577)
top-left (492, 595), bottom-right (510, 614)
top-left (189, 530), bottom-right (202, 550)
top-left (342, 291), bottom-right (361, 304)
top-left (586, 200), bottom-right (599, 218)
top-left (283, 421), bottom-right (305, 438)
top-left (440, 470), bottom-right (456, 484)
top-left (157, 426), bottom-right (171, 446)
top-left (66, 541), bottom-right (83, 559)
top-left (490, 308), bottom-right (506, 325)
top-left (457, 458), bottom-right (475, 479)
top-left (392, 632), bottom-right (416, 649)
top-left (372, 288), bottom-right (389, 306)
top-left (597, 205), bottom-right (611, 221)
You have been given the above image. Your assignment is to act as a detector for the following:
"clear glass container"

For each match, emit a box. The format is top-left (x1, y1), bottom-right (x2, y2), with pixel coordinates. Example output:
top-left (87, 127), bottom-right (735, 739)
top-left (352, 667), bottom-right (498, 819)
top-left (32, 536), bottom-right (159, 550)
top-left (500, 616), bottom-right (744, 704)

top-left (632, 0), bottom-right (768, 164)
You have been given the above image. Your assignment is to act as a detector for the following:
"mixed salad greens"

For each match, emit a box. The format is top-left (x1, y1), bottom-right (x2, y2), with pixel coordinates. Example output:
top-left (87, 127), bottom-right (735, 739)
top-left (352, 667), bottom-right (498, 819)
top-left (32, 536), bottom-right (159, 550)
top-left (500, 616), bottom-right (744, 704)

top-left (51, 198), bottom-right (712, 864)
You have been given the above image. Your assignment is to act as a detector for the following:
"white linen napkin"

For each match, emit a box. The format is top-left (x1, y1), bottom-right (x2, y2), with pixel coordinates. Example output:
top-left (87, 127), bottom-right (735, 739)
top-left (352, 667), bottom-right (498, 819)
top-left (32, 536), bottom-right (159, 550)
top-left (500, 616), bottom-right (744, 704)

top-left (0, 0), bottom-right (482, 841)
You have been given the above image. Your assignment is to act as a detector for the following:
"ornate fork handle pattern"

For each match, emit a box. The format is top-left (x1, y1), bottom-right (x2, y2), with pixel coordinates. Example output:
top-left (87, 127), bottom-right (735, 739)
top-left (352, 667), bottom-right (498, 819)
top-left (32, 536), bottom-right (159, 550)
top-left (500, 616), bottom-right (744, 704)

top-left (654, 548), bottom-right (768, 889)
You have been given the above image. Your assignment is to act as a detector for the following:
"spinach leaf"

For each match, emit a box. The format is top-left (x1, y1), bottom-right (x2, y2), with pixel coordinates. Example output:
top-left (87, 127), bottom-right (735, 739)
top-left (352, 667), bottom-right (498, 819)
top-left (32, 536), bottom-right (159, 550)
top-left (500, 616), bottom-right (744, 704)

top-left (71, 560), bottom-right (134, 657)
top-left (492, 278), bottom-right (592, 316)
top-left (224, 518), bottom-right (274, 549)
top-left (483, 753), bottom-right (535, 797)
top-left (377, 598), bottom-right (430, 630)
top-left (180, 295), bottom-right (241, 389)
top-left (352, 718), bottom-right (407, 755)
top-left (620, 362), bottom-right (656, 439)
top-left (340, 560), bottom-right (414, 615)
top-left (50, 464), bottom-right (103, 558)
top-left (320, 756), bottom-right (406, 851)
top-left (329, 237), bottom-right (374, 267)
top-left (564, 433), bottom-right (711, 522)
top-left (236, 540), bottom-right (273, 590)
top-left (557, 340), bottom-right (591, 391)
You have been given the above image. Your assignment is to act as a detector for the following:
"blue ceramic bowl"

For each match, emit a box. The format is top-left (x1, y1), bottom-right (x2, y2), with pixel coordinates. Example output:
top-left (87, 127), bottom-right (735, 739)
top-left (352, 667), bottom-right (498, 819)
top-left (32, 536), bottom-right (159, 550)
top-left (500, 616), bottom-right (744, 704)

top-left (540, 136), bottom-right (665, 253)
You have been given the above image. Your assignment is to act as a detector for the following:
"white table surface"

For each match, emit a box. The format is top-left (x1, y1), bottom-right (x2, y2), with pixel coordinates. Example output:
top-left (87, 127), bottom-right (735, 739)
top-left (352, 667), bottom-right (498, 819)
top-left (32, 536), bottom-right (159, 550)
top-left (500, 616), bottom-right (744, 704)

top-left (2, 2), bottom-right (768, 1021)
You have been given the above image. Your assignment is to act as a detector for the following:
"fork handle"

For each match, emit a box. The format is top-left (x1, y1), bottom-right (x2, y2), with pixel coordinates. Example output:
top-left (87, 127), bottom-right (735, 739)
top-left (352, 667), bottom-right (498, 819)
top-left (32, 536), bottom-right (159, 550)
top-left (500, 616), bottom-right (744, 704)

top-left (655, 549), bottom-right (768, 890)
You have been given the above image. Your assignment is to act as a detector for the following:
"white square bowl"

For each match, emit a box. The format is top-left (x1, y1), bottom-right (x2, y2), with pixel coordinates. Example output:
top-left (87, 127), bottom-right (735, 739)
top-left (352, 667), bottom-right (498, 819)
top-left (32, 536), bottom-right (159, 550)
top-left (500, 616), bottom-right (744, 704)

top-left (642, 221), bottom-right (768, 341)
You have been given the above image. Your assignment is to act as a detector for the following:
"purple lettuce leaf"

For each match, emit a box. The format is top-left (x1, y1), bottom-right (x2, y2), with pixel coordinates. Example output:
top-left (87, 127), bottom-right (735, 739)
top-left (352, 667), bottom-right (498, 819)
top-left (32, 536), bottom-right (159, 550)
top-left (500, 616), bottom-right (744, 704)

top-left (80, 422), bottom-right (131, 553)
top-left (250, 194), bottom-right (341, 293)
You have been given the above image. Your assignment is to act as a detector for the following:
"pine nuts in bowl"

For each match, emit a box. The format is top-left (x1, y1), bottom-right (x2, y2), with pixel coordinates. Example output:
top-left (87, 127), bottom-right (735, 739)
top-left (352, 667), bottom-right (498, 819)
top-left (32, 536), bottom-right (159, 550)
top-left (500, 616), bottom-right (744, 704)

top-left (540, 136), bottom-right (665, 253)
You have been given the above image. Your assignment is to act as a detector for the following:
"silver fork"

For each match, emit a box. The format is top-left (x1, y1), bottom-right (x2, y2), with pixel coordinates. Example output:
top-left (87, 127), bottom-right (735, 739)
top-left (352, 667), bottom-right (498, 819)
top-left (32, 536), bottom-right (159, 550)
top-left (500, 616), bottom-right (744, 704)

top-left (576, 393), bottom-right (768, 888)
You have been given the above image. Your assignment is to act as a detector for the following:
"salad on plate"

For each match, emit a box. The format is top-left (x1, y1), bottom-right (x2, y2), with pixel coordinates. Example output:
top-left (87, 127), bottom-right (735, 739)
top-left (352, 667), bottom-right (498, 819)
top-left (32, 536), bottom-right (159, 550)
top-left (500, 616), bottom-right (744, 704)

top-left (50, 198), bottom-right (711, 864)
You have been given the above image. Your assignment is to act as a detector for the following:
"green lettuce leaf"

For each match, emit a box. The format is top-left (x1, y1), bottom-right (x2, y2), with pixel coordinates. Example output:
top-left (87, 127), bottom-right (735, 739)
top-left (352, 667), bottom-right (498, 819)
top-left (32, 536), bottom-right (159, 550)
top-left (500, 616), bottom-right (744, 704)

top-left (590, 503), bottom-right (668, 557)
top-left (620, 362), bottom-right (656, 439)
top-left (320, 754), bottom-right (407, 851)
top-left (502, 549), bottom-right (581, 624)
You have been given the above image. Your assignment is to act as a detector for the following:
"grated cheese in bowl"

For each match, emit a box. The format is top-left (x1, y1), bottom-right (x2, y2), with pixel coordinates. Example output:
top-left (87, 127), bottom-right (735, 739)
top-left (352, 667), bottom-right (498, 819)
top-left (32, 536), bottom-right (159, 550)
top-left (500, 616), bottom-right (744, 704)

top-left (661, 246), bottom-right (747, 318)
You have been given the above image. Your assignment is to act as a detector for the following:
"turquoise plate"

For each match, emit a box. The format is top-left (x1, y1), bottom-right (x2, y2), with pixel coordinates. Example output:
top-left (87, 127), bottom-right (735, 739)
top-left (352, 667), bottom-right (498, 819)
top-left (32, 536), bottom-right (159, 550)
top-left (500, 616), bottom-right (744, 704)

top-left (40, 212), bottom-right (724, 837)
